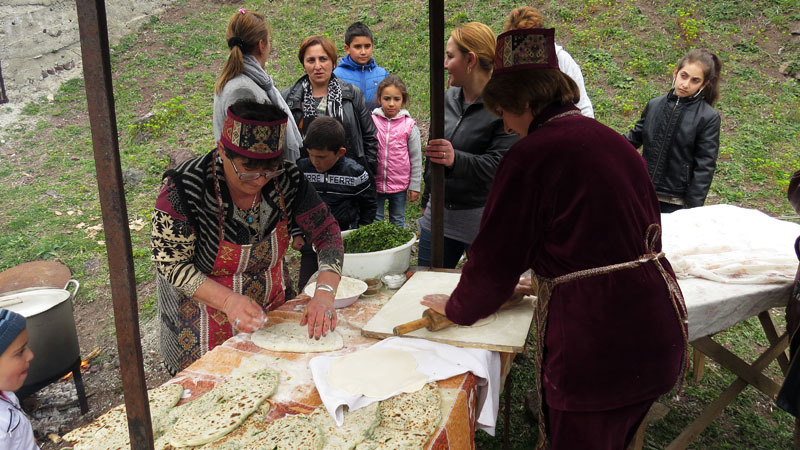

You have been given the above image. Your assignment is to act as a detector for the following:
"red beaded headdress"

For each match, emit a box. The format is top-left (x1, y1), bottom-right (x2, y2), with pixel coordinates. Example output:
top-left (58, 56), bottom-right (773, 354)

top-left (220, 107), bottom-right (286, 159)
top-left (493, 28), bottom-right (559, 74)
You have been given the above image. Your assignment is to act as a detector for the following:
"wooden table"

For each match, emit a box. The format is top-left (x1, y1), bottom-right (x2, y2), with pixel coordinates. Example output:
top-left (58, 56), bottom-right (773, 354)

top-left (165, 275), bottom-right (519, 449)
top-left (630, 278), bottom-right (792, 449)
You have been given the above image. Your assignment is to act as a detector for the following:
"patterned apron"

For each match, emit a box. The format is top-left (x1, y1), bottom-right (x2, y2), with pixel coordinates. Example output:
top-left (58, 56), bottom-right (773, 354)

top-left (161, 171), bottom-right (290, 374)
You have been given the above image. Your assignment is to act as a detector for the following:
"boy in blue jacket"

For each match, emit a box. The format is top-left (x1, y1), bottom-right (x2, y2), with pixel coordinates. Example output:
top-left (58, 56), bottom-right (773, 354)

top-left (333, 22), bottom-right (389, 110)
top-left (296, 116), bottom-right (376, 288)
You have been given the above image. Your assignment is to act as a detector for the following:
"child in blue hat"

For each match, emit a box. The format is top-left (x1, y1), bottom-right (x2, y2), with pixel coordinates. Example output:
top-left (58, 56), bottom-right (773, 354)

top-left (0, 309), bottom-right (38, 449)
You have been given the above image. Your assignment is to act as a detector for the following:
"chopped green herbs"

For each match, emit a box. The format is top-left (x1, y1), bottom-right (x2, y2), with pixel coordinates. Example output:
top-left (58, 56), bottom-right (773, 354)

top-left (343, 222), bottom-right (414, 253)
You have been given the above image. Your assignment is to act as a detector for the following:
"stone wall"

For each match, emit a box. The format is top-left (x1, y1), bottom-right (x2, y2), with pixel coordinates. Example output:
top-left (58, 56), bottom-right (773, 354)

top-left (0, 0), bottom-right (173, 105)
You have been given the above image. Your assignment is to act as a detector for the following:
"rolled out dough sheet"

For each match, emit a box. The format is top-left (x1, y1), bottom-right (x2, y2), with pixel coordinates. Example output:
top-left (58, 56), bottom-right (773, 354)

top-left (361, 271), bottom-right (534, 352)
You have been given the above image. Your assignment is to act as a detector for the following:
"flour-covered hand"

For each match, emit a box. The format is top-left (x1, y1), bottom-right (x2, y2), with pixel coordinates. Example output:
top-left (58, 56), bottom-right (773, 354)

top-left (421, 293), bottom-right (450, 316)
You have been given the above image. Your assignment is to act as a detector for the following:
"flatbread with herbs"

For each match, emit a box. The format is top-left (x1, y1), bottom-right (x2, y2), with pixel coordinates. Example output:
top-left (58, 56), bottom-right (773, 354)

top-left (309, 403), bottom-right (381, 449)
top-left (63, 383), bottom-right (184, 448)
top-left (356, 382), bottom-right (441, 450)
top-left (168, 368), bottom-right (278, 447)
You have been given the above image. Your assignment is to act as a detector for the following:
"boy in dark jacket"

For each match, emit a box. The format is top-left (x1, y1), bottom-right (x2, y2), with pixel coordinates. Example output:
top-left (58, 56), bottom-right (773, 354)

top-left (333, 22), bottom-right (389, 110)
top-left (296, 116), bottom-right (376, 288)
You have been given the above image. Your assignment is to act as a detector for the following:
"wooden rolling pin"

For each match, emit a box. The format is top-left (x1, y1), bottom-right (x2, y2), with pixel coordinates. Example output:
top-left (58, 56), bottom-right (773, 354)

top-left (392, 293), bottom-right (524, 336)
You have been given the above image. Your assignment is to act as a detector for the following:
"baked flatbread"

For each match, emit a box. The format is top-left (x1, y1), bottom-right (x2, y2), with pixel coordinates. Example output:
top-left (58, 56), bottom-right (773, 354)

top-left (168, 368), bottom-right (279, 447)
top-left (251, 322), bottom-right (344, 353)
top-left (378, 382), bottom-right (441, 434)
top-left (63, 383), bottom-right (184, 448)
top-left (355, 383), bottom-right (441, 450)
top-left (247, 414), bottom-right (324, 449)
top-left (356, 428), bottom-right (431, 449)
top-left (309, 403), bottom-right (381, 449)
top-left (193, 401), bottom-right (273, 449)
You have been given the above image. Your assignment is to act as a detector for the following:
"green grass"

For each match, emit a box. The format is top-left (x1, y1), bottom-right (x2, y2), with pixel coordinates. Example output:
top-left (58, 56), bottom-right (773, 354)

top-left (1, 0), bottom-right (799, 447)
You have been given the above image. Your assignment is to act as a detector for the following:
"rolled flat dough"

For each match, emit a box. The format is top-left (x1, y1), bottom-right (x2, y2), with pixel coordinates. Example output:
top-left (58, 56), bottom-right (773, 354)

top-left (326, 348), bottom-right (428, 398)
top-left (251, 322), bottom-right (344, 353)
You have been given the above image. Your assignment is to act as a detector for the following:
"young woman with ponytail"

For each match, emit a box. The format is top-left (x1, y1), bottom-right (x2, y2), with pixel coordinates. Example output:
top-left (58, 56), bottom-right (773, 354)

top-left (212, 9), bottom-right (302, 162)
top-left (625, 49), bottom-right (723, 213)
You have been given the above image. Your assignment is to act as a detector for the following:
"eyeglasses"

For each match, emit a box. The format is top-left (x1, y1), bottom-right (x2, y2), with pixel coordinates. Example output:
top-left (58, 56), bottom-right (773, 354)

top-left (229, 158), bottom-right (285, 181)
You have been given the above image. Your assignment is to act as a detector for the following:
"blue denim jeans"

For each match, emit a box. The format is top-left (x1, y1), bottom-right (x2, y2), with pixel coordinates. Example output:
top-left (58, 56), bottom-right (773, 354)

top-left (416, 227), bottom-right (469, 269)
top-left (376, 191), bottom-right (408, 227)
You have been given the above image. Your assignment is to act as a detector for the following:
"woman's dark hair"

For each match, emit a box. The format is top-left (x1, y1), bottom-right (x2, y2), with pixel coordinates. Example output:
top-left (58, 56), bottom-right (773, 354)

top-left (376, 75), bottom-right (410, 105)
top-left (676, 48), bottom-right (722, 106)
top-left (483, 68), bottom-right (580, 118)
top-left (223, 101), bottom-right (286, 170)
top-left (304, 116), bottom-right (346, 153)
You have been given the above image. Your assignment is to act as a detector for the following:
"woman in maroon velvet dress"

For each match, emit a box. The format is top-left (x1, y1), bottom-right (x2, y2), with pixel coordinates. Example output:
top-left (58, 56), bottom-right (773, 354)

top-left (422, 28), bottom-right (688, 449)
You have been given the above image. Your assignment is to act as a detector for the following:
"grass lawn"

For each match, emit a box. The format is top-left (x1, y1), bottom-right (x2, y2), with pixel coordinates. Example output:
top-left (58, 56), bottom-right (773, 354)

top-left (0, 0), bottom-right (798, 447)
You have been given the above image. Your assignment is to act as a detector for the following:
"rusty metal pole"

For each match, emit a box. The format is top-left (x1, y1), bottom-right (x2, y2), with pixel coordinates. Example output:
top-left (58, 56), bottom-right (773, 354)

top-left (0, 61), bottom-right (8, 104)
top-left (74, 0), bottom-right (153, 448)
top-left (429, 0), bottom-right (445, 268)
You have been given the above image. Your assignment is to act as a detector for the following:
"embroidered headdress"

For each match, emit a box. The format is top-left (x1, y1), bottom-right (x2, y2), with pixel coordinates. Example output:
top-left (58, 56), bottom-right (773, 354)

top-left (220, 106), bottom-right (286, 159)
top-left (493, 28), bottom-right (559, 74)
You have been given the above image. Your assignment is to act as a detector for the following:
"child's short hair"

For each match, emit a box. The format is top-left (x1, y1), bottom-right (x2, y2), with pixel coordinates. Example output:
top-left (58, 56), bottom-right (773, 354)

top-left (304, 117), bottom-right (346, 152)
top-left (0, 309), bottom-right (26, 355)
top-left (344, 22), bottom-right (374, 46)
top-left (377, 75), bottom-right (410, 105)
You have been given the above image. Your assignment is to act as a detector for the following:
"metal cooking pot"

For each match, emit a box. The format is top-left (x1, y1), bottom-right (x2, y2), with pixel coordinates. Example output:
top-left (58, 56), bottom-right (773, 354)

top-left (0, 280), bottom-right (81, 387)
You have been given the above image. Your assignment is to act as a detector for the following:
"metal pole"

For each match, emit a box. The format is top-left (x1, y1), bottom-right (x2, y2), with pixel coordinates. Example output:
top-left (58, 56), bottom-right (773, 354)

top-left (429, 0), bottom-right (445, 268)
top-left (74, 0), bottom-right (153, 448)
top-left (0, 61), bottom-right (8, 104)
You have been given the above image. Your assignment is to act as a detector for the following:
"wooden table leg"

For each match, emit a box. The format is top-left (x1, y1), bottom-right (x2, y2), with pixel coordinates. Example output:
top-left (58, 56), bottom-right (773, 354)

top-left (691, 336), bottom-right (783, 398)
top-left (758, 310), bottom-right (790, 375)
top-left (667, 333), bottom-right (789, 449)
top-left (692, 346), bottom-right (706, 383)
top-left (504, 374), bottom-right (511, 450)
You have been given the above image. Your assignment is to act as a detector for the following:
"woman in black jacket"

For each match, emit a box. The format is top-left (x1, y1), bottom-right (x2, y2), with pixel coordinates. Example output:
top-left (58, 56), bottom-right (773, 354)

top-left (625, 49), bottom-right (722, 213)
top-left (281, 35), bottom-right (378, 176)
top-left (419, 22), bottom-right (518, 268)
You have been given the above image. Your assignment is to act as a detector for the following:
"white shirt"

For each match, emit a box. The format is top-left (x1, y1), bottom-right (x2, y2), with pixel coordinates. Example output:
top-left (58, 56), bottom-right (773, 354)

top-left (0, 391), bottom-right (39, 450)
top-left (556, 43), bottom-right (595, 118)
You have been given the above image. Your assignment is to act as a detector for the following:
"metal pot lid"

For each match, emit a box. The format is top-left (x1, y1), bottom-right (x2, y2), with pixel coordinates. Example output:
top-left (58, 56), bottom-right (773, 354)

top-left (0, 287), bottom-right (71, 318)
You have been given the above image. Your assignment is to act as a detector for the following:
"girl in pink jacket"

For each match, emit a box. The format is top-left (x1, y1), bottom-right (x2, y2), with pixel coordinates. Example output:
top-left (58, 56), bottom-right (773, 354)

top-left (371, 75), bottom-right (422, 227)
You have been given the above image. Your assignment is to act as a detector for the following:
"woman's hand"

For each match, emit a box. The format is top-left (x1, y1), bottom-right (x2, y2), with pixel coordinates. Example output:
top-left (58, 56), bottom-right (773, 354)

top-left (408, 190), bottom-right (420, 202)
top-left (222, 293), bottom-right (267, 333)
top-left (300, 271), bottom-right (340, 339)
top-left (302, 291), bottom-right (337, 339)
top-left (514, 276), bottom-right (536, 296)
top-left (425, 139), bottom-right (455, 168)
top-left (421, 294), bottom-right (450, 316)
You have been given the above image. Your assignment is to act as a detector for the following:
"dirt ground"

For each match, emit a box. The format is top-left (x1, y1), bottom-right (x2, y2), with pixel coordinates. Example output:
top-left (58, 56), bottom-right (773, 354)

top-left (29, 279), bottom-right (172, 449)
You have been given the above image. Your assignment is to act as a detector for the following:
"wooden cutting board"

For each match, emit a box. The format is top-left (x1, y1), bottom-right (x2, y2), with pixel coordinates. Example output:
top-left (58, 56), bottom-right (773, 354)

top-left (0, 261), bottom-right (72, 294)
top-left (361, 271), bottom-right (535, 353)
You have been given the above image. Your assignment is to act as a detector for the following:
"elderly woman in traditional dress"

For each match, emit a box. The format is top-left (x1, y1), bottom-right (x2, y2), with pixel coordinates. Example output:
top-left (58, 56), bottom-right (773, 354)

top-left (422, 28), bottom-right (687, 449)
top-left (213, 8), bottom-right (302, 162)
top-left (152, 101), bottom-right (343, 375)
